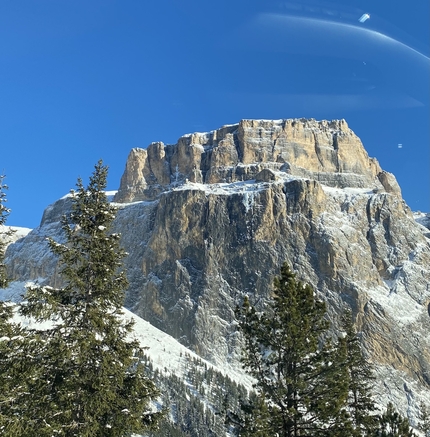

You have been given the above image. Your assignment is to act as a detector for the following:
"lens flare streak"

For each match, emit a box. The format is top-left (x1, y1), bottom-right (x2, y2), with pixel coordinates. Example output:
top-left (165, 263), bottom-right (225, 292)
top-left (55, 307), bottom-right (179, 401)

top-left (358, 13), bottom-right (370, 23)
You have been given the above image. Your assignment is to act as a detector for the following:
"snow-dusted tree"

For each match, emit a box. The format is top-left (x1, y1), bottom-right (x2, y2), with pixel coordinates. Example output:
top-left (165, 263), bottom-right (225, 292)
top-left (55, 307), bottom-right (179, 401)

top-left (0, 174), bottom-right (14, 430)
top-left (0, 174), bottom-right (27, 435)
top-left (373, 403), bottom-right (416, 437)
top-left (418, 401), bottom-right (430, 437)
top-left (237, 391), bottom-right (272, 436)
top-left (0, 174), bottom-right (13, 289)
top-left (341, 310), bottom-right (378, 436)
top-left (0, 174), bottom-right (17, 341)
top-left (16, 161), bottom-right (161, 436)
top-left (236, 263), bottom-right (351, 437)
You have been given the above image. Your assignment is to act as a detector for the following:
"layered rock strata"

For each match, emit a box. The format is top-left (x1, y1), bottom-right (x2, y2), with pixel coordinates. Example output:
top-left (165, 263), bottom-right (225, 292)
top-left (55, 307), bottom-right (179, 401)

top-left (114, 119), bottom-right (401, 203)
top-left (5, 119), bottom-right (430, 424)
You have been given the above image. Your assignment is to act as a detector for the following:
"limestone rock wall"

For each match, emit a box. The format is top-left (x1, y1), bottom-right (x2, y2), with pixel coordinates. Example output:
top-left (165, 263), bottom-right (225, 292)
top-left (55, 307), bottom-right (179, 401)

top-left (114, 119), bottom-right (398, 203)
top-left (4, 118), bottom-right (429, 421)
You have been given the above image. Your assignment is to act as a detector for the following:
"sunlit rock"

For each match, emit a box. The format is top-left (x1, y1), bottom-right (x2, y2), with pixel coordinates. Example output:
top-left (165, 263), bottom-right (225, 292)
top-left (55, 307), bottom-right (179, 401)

top-left (5, 118), bottom-right (430, 424)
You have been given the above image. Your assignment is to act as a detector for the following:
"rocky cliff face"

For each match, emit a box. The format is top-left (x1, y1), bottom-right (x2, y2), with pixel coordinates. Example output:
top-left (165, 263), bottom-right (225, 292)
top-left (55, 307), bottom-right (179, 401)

top-left (5, 119), bottom-right (430, 423)
top-left (114, 119), bottom-right (401, 203)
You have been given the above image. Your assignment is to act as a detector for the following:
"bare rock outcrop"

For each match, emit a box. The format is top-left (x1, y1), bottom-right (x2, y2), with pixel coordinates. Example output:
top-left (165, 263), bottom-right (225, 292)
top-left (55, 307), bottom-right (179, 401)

top-left (114, 119), bottom-right (393, 203)
top-left (5, 119), bottom-right (429, 423)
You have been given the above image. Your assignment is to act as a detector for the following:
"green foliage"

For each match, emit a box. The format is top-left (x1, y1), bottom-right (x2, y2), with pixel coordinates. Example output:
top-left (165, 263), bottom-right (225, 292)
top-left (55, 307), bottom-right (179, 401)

top-left (373, 402), bottom-right (416, 437)
top-left (0, 170), bottom-right (422, 436)
top-left (418, 402), bottom-right (430, 437)
top-left (0, 174), bottom-right (28, 435)
top-left (341, 310), bottom-right (379, 436)
top-left (0, 175), bottom-right (13, 332)
top-left (236, 262), bottom-right (351, 437)
top-left (0, 174), bottom-right (14, 289)
top-left (3, 161), bottom-right (161, 436)
top-left (236, 392), bottom-right (272, 437)
top-left (144, 352), bottom-right (249, 437)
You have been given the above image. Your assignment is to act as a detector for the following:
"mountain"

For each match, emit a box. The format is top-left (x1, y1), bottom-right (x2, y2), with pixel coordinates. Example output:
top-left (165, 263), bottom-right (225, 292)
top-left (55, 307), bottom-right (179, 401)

top-left (4, 118), bottom-right (430, 430)
top-left (6, 303), bottom-right (252, 437)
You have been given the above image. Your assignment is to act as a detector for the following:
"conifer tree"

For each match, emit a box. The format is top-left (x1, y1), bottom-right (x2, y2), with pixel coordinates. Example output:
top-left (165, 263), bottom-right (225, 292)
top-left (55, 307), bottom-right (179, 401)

top-left (0, 327), bottom-right (32, 436)
top-left (0, 174), bottom-right (13, 289)
top-left (341, 310), bottom-right (378, 436)
top-left (373, 403), bottom-right (416, 437)
top-left (14, 161), bottom-right (161, 436)
top-left (418, 401), bottom-right (430, 437)
top-left (0, 174), bottom-right (27, 435)
top-left (238, 391), bottom-right (272, 436)
top-left (0, 174), bottom-right (14, 430)
top-left (0, 174), bottom-right (18, 349)
top-left (236, 263), bottom-right (350, 437)
top-left (0, 174), bottom-right (17, 343)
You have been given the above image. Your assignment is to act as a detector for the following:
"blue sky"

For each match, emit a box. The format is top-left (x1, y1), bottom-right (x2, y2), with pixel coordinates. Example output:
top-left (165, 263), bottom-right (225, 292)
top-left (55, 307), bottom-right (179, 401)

top-left (1, 0), bottom-right (429, 228)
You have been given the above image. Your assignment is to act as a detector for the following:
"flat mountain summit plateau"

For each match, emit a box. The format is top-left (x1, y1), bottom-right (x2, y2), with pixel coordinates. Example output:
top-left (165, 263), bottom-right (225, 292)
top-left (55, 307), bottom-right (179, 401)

top-left (4, 118), bottom-right (430, 425)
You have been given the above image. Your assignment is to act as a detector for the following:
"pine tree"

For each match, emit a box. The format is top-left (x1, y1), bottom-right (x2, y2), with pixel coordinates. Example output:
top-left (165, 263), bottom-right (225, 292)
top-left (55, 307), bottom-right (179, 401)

top-left (0, 174), bottom-right (18, 343)
top-left (14, 161), bottom-right (161, 436)
top-left (418, 401), bottom-right (430, 437)
top-left (0, 174), bottom-right (14, 431)
top-left (238, 391), bottom-right (272, 437)
top-left (0, 174), bottom-right (14, 289)
top-left (236, 263), bottom-right (351, 437)
top-left (341, 310), bottom-right (378, 436)
top-left (0, 175), bottom-right (13, 330)
top-left (0, 174), bottom-right (28, 435)
top-left (0, 325), bottom-right (34, 436)
top-left (374, 403), bottom-right (416, 437)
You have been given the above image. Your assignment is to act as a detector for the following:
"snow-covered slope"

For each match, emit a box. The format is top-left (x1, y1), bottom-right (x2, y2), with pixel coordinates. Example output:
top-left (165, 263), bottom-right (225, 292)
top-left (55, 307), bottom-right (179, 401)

top-left (3, 119), bottom-right (430, 431)
top-left (4, 296), bottom-right (253, 436)
top-left (7, 299), bottom-right (253, 392)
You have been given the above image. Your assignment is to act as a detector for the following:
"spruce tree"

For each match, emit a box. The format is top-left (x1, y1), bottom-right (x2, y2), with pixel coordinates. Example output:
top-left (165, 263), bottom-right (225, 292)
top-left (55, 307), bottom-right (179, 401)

top-left (373, 402), bottom-right (416, 437)
top-left (0, 174), bottom-right (27, 435)
top-left (0, 174), bottom-right (13, 289)
top-left (341, 310), bottom-right (378, 436)
top-left (418, 402), bottom-right (430, 437)
top-left (0, 174), bottom-right (17, 344)
top-left (15, 161), bottom-right (161, 436)
top-left (236, 263), bottom-right (350, 437)
top-left (0, 174), bottom-right (14, 430)
top-left (238, 391), bottom-right (272, 436)
top-left (0, 323), bottom-right (33, 436)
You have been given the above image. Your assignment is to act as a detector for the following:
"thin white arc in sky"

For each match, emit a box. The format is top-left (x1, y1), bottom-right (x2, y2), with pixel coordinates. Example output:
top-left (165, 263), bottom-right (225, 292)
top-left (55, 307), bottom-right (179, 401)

top-left (257, 13), bottom-right (430, 62)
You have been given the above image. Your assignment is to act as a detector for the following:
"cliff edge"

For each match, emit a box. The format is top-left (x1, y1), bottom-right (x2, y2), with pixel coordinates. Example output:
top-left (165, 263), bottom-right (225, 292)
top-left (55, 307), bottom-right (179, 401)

top-left (114, 118), bottom-right (401, 203)
top-left (5, 119), bottom-right (429, 424)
